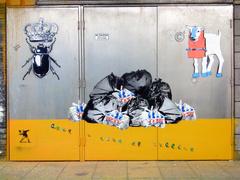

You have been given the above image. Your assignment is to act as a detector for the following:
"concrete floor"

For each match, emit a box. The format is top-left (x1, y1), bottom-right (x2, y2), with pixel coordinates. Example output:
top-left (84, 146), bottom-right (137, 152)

top-left (0, 161), bottom-right (240, 180)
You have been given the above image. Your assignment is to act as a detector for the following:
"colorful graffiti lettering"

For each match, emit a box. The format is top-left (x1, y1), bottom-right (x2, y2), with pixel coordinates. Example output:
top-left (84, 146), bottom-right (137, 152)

top-left (98, 136), bottom-right (143, 147)
top-left (51, 123), bottom-right (72, 134)
top-left (160, 142), bottom-right (195, 152)
top-left (99, 136), bottom-right (123, 144)
top-left (131, 141), bottom-right (141, 147)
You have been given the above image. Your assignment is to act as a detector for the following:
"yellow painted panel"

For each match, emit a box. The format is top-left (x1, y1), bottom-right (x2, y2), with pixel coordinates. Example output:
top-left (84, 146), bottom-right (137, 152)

top-left (84, 119), bottom-right (233, 160)
top-left (84, 122), bottom-right (158, 160)
top-left (4, 0), bottom-right (35, 5)
top-left (9, 118), bottom-right (233, 160)
top-left (157, 119), bottom-right (233, 160)
top-left (20, 0), bottom-right (35, 6)
top-left (6, 0), bottom-right (20, 5)
top-left (10, 119), bottom-right (80, 161)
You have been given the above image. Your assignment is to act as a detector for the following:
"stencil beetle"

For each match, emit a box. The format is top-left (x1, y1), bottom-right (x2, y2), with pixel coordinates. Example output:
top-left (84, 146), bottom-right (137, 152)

top-left (22, 37), bottom-right (61, 80)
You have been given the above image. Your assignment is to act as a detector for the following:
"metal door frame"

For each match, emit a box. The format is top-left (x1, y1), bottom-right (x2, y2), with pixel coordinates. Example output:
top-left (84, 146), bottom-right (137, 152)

top-left (6, 4), bottom-right (234, 160)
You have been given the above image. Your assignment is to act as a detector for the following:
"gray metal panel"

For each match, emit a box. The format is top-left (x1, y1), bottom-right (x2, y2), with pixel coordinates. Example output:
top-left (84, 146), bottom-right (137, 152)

top-left (84, 7), bottom-right (157, 101)
top-left (157, 6), bottom-right (233, 118)
top-left (37, 0), bottom-right (233, 5)
top-left (7, 8), bottom-right (80, 119)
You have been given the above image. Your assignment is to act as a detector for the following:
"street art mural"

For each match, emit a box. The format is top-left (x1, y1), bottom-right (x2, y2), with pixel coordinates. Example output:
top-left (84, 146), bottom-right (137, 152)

top-left (22, 18), bottom-right (61, 80)
top-left (185, 25), bottom-right (224, 78)
top-left (68, 70), bottom-right (196, 129)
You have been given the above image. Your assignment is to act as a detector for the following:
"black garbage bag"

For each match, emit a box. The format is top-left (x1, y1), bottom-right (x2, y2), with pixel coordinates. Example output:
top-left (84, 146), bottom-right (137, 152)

top-left (82, 69), bottom-right (184, 126)
top-left (82, 95), bottom-right (118, 123)
top-left (121, 70), bottom-right (152, 95)
top-left (127, 97), bottom-right (149, 126)
top-left (90, 73), bottom-right (123, 99)
top-left (159, 97), bottom-right (182, 124)
top-left (143, 78), bottom-right (172, 108)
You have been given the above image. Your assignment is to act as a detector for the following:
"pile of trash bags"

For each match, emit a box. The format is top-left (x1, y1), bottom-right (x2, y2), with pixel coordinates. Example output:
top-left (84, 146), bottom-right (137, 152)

top-left (68, 70), bottom-right (196, 129)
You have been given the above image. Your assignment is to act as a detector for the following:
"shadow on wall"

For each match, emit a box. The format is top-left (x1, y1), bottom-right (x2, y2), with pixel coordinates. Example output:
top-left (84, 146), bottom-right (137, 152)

top-left (0, 4), bottom-right (6, 158)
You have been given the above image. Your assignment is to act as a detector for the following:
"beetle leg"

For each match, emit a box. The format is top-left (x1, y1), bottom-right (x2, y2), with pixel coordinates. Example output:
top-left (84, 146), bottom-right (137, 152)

top-left (50, 65), bottom-right (60, 80)
top-left (22, 55), bottom-right (34, 68)
top-left (47, 37), bottom-right (56, 52)
top-left (22, 65), bottom-right (32, 80)
top-left (49, 56), bottom-right (61, 68)
top-left (25, 38), bottom-right (36, 53)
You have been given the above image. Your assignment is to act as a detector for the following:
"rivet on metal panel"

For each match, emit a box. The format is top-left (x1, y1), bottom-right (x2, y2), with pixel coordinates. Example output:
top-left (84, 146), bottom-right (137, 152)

top-left (191, 78), bottom-right (198, 84)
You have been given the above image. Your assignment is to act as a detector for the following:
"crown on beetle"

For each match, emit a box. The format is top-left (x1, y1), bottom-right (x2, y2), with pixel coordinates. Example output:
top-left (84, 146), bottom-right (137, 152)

top-left (24, 18), bottom-right (58, 42)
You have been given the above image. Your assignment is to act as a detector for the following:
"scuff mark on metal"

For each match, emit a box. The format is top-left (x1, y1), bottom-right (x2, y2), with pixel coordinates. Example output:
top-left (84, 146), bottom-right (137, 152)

top-left (13, 44), bottom-right (21, 51)
top-left (75, 172), bottom-right (88, 176)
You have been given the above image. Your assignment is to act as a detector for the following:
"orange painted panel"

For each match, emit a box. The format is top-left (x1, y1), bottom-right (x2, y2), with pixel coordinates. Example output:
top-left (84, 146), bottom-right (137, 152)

top-left (9, 119), bottom-right (80, 161)
top-left (158, 119), bottom-right (233, 160)
top-left (84, 122), bottom-right (158, 160)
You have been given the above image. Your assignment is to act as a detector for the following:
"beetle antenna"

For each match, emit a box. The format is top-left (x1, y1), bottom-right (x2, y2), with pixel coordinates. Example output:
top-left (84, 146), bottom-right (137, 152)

top-left (48, 37), bottom-right (56, 52)
top-left (22, 55), bottom-right (34, 68)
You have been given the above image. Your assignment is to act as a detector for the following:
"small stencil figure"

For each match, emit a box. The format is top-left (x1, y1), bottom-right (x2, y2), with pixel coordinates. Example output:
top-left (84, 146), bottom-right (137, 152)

top-left (186, 25), bottom-right (224, 78)
top-left (23, 18), bottom-right (60, 80)
top-left (19, 130), bottom-right (31, 143)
